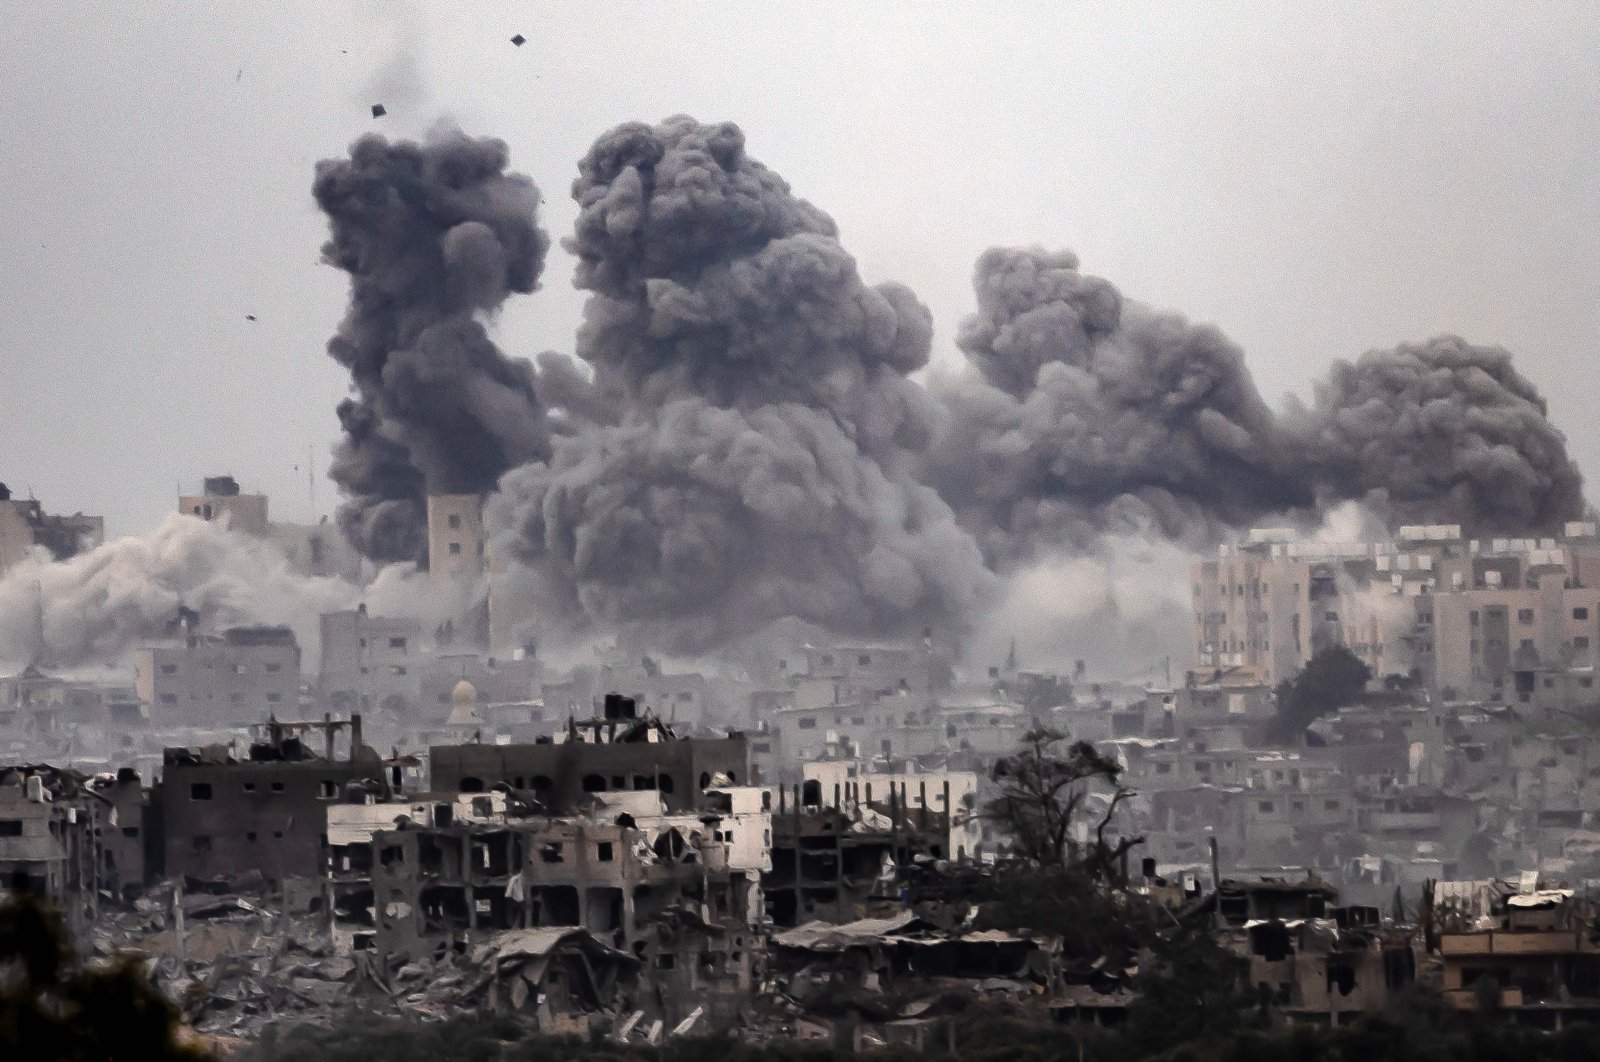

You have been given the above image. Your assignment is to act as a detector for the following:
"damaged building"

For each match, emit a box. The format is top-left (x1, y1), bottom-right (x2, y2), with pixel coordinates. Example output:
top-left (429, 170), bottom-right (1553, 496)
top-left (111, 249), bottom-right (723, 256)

top-left (326, 755), bottom-right (771, 1028)
top-left (428, 695), bottom-right (748, 812)
top-left (1431, 878), bottom-right (1600, 1023)
top-left (0, 481), bottom-right (104, 578)
top-left (134, 625), bottom-right (302, 726)
top-left (766, 781), bottom-right (953, 927)
top-left (155, 714), bottom-right (391, 888)
top-left (1187, 877), bottom-right (1415, 1024)
top-left (0, 763), bottom-right (145, 928)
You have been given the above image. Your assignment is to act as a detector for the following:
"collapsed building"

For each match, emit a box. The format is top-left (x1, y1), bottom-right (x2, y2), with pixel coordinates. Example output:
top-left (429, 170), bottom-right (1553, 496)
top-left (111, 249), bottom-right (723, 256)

top-left (0, 763), bottom-right (145, 927)
top-left (766, 781), bottom-right (957, 928)
top-left (1184, 876), bottom-right (1416, 1024)
top-left (323, 704), bottom-right (771, 1029)
top-left (0, 481), bottom-right (104, 578)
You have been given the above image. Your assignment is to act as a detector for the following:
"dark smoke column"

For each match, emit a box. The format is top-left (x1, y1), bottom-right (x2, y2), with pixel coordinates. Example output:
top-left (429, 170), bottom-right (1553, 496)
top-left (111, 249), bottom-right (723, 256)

top-left (1297, 336), bottom-right (1585, 533)
top-left (929, 246), bottom-right (1308, 566)
top-left (494, 116), bottom-right (993, 649)
top-left (314, 129), bottom-right (554, 563)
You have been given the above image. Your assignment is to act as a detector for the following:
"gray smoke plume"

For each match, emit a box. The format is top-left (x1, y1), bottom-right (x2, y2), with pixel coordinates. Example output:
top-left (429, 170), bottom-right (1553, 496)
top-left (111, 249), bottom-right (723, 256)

top-left (930, 249), bottom-right (1585, 568)
top-left (314, 128), bottom-right (556, 562)
top-left (929, 247), bottom-right (1309, 566)
top-left (492, 116), bottom-right (994, 649)
top-left (1295, 336), bottom-right (1585, 533)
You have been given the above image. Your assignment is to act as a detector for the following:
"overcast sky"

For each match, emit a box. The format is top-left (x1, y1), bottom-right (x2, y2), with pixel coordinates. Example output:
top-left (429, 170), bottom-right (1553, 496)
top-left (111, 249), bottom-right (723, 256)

top-left (3, 1), bottom-right (1596, 537)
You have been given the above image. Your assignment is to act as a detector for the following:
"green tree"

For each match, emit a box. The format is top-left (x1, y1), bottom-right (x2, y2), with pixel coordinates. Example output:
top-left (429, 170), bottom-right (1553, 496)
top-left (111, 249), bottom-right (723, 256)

top-left (0, 882), bottom-right (210, 1060)
top-left (1272, 645), bottom-right (1372, 740)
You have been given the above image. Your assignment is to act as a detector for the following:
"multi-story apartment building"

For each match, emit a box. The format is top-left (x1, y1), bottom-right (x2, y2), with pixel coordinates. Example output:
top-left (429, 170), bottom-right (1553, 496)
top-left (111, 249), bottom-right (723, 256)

top-left (133, 626), bottom-right (301, 725)
top-left (318, 606), bottom-right (423, 714)
top-left (1193, 522), bottom-right (1600, 707)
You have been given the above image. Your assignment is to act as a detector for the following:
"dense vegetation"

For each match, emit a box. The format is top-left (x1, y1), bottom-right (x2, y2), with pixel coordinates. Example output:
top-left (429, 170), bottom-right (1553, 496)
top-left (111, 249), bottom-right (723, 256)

top-left (0, 881), bottom-right (208, 1060)
top-left (1273, 645), bottom-right (1373, 739)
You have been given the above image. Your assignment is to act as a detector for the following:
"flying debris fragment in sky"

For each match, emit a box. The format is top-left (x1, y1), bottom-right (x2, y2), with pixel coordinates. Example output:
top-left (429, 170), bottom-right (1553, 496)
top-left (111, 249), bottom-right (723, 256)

top-left (245, 314), bottom-right (257, 322)
top-left (370, 103), bottom-right (386, 118)
top-left (510, 34), bottom-right (526, 47)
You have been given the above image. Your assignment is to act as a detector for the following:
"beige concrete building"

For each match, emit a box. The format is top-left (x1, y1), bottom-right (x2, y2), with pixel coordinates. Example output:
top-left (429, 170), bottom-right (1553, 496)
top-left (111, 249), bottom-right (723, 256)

top-left (1193, 522), bottom-right (1600, 707)
top-left (134, 626), bottom-right (302, 725)
top-left (179, 475), bottom-right (268, 536)
top-left (317, 606), bottom-right (423, 714)
top-left (427, 493), bottom-right (486, 579)
top-left (0, 482), bottom-right (103, 577)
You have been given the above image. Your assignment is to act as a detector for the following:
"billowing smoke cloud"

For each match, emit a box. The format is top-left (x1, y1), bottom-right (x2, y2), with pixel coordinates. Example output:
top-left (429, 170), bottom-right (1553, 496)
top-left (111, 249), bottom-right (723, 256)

top-left (314, 128), bottom-right (556, 562)
top-left (930, 248), bottom-right (1585, 570)
top-left (0, 516), bottom-right (481, 672)
top-left (0, 516), bottom-right (354, 669)
top-left (971, 532), bottom-right (1196, 681)
top-left (929, 247), bottom-right (1309, 566)
top-left (492, 116), bottom-right (994, 650)
top-left (1294, 336), bottom-right (1585, 533)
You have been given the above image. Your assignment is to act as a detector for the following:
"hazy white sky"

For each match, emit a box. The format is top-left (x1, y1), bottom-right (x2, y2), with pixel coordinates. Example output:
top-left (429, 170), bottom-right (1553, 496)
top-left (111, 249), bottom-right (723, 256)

top-left (3, 1), bottom-right (1596, 536)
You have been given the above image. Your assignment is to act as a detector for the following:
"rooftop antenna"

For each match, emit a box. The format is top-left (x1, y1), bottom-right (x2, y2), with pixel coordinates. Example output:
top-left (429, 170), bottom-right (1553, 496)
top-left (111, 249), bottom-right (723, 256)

top-left (31, 580), bottom-right (45, 667)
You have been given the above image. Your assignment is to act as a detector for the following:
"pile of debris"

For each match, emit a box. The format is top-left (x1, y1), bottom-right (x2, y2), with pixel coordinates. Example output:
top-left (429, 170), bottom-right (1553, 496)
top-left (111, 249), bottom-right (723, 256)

top-left (86, 877), bottom-right (492, 1042)
top-left (752, 910), bottom-right (1060, 1043)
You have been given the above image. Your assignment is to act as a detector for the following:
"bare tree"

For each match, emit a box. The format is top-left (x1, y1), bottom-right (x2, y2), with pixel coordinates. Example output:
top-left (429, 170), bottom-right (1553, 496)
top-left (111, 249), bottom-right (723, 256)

top-left (985, 727), bottom-right (1143, 883)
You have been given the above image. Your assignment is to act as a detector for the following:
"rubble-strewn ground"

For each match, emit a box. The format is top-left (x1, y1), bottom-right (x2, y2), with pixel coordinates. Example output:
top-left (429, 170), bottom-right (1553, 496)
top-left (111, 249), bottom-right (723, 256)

top-left (92, 884), bottom-right (497, 1045)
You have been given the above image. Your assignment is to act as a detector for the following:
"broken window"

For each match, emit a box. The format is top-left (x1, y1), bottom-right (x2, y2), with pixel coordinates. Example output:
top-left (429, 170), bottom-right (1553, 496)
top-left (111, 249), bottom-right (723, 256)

top-left (581, 774), bottom-right (606, 793)
top-left (319, 780), bottom-right (338, 799)
top-left (540, 842), bottom-right (565, 864)
top-left (0, 820), bottom-right (22, 837)
top-left (270, 782), bottom-right (284, 793)
top-left (189, 782), bottom-right (213, 800)
top-left (380, 845), bottom-right (404, 867)
top-left (597, 842), bottom-right (614, 862)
